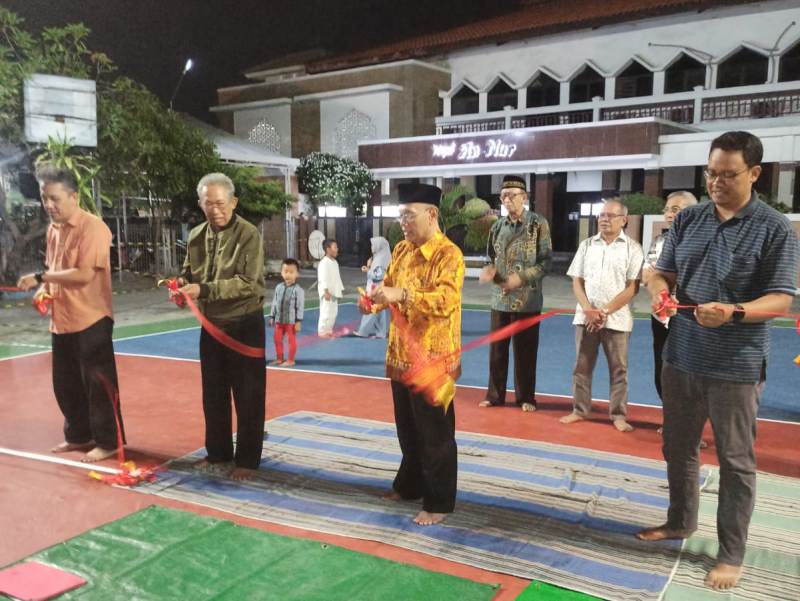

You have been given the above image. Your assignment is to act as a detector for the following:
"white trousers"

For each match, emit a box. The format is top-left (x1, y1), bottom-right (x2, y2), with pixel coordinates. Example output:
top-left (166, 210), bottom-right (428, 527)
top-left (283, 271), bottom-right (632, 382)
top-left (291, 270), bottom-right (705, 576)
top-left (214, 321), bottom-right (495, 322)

top-left (318, 298), bottom-right (338, 335)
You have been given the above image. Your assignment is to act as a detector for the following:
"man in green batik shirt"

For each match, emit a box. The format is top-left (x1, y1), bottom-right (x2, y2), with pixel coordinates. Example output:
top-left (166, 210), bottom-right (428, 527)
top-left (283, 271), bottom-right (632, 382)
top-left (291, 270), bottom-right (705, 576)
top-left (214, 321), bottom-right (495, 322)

top-left (479, 175), bottom-right (552, 413)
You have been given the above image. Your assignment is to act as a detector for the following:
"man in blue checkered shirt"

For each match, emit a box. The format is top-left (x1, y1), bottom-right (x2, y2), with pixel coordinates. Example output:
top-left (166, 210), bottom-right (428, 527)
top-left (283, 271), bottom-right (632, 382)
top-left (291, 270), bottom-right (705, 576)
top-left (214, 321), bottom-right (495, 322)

top-left (637, 131), bottom-right (799, 591)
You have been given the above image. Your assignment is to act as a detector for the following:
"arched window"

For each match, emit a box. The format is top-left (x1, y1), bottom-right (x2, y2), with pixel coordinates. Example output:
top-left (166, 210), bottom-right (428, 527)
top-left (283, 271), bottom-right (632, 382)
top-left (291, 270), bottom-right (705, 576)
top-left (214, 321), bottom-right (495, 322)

top-left (615, 61), bottom-right (653, 98)
top-left (526, 72), bottom-right (560, 108)
top-left (248, 119), bottom-right (281, 153)
top-left (665, 53), bottom-right (706, 93)
top-left (334, 109), bottom-right (376, 161)
top-left (570, 65), bottom-right (605, 103)
top-left (717, 48), bottom-right (768, 88)
top-left (451, 85), bottom-right (479, 115)
top-left (778, 41), bottom-right (800, 82)
top-left (487, 79), bottom-right (518, 112)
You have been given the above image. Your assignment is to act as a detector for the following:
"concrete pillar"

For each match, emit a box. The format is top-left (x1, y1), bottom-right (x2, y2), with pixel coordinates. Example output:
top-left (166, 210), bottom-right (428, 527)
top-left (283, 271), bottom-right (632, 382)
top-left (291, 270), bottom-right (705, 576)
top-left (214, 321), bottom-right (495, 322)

top-left (478, 92), bottom-right (487, 114)
top-left (534, 173), bottom-right (555, 225)
top-left (559, 81), bottom-right (570, 105)
top-left (644, 169), bottom-right (664, 197)
top-left (652, 71), bottom-right (665, 96)
top-left (604, 77), bottom-right (615, 101)
top-left (460, 175), bottom-right (476, 191)
top-left (777, 162), bottom-right (797, 208)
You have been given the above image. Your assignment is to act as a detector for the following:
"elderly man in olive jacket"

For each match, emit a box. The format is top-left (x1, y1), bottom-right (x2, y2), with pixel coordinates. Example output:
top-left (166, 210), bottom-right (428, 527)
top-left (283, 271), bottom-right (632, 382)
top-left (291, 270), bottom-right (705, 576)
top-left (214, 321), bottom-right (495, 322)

top-left (178, 173), bottom-right (267, 481)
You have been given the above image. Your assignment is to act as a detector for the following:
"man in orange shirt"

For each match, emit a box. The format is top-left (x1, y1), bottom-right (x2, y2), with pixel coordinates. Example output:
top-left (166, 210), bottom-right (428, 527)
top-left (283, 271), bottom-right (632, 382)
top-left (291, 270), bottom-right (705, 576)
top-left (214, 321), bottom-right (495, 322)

top-left (17, 164), bottom-right (123, 462)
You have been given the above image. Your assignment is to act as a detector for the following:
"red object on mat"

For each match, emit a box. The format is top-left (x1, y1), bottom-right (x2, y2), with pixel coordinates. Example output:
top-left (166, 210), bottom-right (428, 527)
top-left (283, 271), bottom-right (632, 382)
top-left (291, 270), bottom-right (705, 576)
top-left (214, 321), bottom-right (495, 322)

top-left (0, 561), bottom-right (87, 600)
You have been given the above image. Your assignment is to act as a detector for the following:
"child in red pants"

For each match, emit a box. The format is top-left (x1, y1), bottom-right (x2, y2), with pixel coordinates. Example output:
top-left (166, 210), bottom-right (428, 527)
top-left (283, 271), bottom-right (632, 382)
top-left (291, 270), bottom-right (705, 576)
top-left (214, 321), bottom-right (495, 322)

top-left (268, 258), bottom-right (304, 367)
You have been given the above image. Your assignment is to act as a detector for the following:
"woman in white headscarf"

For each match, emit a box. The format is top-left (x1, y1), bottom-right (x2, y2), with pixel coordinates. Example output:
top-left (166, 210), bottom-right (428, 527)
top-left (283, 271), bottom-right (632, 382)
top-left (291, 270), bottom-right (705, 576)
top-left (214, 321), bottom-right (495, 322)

top-left (354, 236), bottom-right (391, 338)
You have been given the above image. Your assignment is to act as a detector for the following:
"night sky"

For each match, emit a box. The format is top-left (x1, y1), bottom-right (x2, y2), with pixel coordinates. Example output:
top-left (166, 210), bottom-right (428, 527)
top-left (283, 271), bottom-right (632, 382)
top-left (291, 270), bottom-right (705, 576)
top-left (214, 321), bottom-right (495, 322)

top-left (3, 0), bottom-right (518, 123)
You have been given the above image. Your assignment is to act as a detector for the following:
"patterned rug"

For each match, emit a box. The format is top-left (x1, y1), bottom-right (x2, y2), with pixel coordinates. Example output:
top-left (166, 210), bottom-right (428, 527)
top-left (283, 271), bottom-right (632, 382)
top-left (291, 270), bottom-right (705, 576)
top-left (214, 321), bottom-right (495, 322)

top-left (135, 411), bottom-right (709, 601)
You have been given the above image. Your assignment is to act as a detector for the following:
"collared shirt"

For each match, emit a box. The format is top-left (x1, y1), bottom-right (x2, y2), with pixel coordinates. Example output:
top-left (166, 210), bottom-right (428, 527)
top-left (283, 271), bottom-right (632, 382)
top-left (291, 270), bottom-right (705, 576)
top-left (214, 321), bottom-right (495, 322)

top-left (270, 282), bottom-right (304, 324)
top-left (567, 230), bottom-right (644, 332)
top-left (182, 214), bottom-right (266, 325)
top-left (487, 209), bottom-right (552, 313)
top-left (657, 194), bottom-right (799, 382)
top-left (381, 231), bottom-right (464, 386)
top-left (45, 209), bottom-right (113, 334)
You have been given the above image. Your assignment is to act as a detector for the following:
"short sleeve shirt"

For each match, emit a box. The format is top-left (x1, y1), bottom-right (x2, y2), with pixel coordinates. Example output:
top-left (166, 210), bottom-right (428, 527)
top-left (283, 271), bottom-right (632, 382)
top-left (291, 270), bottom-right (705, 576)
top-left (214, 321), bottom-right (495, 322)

top-left (656, 195), bottom-right (799, 382)
top-left (567, 231), bottom-right (644, 332)
top-left (46, 209), bottom-right (114, 334)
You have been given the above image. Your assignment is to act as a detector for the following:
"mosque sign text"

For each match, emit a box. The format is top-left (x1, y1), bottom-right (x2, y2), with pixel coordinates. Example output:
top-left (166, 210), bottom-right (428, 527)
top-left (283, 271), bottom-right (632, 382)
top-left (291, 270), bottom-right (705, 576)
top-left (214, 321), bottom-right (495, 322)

top-left (432, 138), bottom-right (518, 161)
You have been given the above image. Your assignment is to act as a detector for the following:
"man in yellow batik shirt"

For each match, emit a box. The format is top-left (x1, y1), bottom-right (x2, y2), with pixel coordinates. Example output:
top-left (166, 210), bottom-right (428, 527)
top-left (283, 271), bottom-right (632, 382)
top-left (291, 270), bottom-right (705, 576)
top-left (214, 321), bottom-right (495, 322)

top-left (363, 182), bottom-right (464, 526)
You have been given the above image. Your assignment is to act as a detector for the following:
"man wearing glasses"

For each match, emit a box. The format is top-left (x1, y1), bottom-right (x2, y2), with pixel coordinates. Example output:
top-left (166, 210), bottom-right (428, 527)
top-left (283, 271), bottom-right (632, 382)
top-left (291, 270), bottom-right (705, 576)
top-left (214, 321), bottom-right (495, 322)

top-left (364, 183), bottom-right (464, 526)
top-left (479, 175), bottom-right (551, 413)
top-left (560, 197), bottom-right (643, 433)
top-left (637, 131), bottom-right (798, 590)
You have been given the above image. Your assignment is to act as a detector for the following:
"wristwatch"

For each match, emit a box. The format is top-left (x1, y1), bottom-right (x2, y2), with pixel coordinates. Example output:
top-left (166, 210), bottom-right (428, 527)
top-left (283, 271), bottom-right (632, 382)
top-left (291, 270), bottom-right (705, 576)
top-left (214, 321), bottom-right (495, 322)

top-left (731, 304), bottom-right (746, 323)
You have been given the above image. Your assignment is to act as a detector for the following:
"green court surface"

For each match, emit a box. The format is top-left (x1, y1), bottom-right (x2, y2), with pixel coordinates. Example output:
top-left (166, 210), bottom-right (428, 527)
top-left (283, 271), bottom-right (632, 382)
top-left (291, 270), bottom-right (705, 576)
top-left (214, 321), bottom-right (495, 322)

top-left (11, 506), bottom-right (500, 601)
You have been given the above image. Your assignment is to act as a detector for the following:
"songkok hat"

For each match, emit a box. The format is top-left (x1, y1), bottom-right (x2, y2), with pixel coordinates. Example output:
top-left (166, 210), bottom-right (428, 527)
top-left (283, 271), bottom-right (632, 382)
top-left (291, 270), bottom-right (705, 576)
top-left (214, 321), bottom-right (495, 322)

top-left (398, 183), bottom-right (442, 207)
top-left (501, 175), bottom-right (526, 192)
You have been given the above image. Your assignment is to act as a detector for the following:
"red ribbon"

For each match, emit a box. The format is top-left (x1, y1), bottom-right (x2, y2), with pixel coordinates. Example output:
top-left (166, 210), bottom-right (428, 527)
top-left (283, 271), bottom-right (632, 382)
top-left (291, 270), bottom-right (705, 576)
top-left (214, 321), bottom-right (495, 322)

top-left (159, 279), bottom-right (265, 359)
top-left (87, 373), bottom-right (159, 487)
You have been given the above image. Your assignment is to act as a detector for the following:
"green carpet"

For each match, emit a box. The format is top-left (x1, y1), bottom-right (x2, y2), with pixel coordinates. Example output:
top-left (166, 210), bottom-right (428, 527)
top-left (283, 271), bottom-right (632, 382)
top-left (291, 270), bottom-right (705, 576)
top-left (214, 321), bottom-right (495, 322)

top-left (7, 505), bottom-right (498, 601)
top-left (514, 580), bottom-right (600, 600)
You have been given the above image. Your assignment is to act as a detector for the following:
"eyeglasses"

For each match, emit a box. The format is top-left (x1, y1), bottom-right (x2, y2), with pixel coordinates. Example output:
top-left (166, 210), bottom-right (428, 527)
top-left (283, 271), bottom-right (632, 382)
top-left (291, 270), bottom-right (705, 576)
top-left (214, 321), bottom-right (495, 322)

top-left (397, 212), bottom-right (420, 224)
top-left (597, 212), bottom-right (624, 219)
top-left (499, 192), bottom-right (525, 203)
top-left (703, 168), bottom-right (749, 182)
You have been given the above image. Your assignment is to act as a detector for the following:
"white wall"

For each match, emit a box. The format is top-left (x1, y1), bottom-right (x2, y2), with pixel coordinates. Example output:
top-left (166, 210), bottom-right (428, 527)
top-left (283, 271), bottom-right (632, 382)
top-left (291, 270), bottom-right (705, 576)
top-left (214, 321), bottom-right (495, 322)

top-left (444, 2), bottom-right (800, 95)
top-left (233, 103), bottom-right (292, 156)
top-left (659, 126), bottom-right (800, 167)
top-left (319, 91), bottom-right (391, 155)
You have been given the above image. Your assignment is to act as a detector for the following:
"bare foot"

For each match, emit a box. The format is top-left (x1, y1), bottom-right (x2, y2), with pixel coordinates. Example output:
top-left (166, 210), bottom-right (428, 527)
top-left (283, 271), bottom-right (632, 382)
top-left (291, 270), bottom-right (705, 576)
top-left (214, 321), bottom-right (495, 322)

top-left (81, 446), bottom-right (117, 463)
top-left (51, 441), bottom-right (94, 453)
top-left (230, 467), bottom-right (256, 481)
top-left (413, 510), bottom-right (446, 526)
top-left (282, 360), bottom-right (296, 367)
top-left (193, 459), bottom-right (233, 474)
top-left (613, 418), bottom-right (634, 433)
top-left (559, 412), bottom-right (584, 424)
top-left (635, 524), bottom-right (694, 541)
top-left (704, 563), bottom-right (742, 590)
top-left (382, 489), bottom-right (403, 501)
top-left (521, 402), bottom-right (536, 412)
top-left (269, 359), bottom-right (284, 366)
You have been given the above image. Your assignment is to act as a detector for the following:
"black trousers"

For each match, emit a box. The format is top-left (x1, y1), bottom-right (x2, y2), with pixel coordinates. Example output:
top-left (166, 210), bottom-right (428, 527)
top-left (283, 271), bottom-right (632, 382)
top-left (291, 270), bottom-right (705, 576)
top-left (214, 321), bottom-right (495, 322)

top-left (51, 316), bottom-right (124, 450)
top-left (651, 316), bottom-right (669, 400)
top-left (485, 310), bottom-right (541, 407)
top-left (390, 380), bottom-right (457, 513)
top-left (199, 311), bottom-right (266, 469)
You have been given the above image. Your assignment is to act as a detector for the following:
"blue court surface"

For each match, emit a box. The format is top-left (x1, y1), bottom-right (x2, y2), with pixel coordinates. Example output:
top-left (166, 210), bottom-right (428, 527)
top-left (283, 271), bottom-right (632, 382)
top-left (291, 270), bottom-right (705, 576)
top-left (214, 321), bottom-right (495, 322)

top-left (114, 303), bottom-right (800, 423)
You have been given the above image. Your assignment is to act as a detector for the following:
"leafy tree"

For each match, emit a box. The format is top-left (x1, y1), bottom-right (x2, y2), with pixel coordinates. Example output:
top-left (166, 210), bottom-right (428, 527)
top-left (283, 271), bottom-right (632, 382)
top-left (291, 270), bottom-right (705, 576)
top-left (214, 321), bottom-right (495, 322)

top-left (0, 8), bottom-right (292, 280)
top-left (296, 152), bottom-right (376, 216)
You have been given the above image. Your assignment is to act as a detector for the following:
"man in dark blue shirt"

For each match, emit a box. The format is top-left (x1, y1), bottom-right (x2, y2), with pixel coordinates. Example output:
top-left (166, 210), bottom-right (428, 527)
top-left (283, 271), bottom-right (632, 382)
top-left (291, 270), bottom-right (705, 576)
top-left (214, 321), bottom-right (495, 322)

top-left (637, 131), bottom-right (798, 591)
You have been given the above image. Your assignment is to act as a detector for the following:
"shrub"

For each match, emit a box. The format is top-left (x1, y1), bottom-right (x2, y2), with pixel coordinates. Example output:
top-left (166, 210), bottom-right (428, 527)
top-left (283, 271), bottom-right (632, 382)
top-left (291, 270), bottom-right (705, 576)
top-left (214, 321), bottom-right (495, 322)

top-left (465, 215), bottom-right (497, 253)
top-left (621, 193), bottom-right (664, 215)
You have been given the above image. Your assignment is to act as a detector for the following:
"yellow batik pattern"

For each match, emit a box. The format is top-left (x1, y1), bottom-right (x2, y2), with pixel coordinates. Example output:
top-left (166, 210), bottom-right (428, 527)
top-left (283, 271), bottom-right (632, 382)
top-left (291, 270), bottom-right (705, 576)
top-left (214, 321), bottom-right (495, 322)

top-left (376, 232), bottom-right (464, 408)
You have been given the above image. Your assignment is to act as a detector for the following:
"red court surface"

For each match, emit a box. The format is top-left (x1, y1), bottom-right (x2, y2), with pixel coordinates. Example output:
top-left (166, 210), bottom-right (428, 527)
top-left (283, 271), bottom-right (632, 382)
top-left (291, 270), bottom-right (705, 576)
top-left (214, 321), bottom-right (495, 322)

top-left (2, 352), bottom-right (799, 600)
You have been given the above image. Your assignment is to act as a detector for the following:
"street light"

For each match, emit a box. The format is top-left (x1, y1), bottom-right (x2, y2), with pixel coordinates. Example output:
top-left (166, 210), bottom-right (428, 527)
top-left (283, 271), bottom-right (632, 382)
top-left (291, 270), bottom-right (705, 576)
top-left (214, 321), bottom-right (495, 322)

top-left (168, 58), bottom-right (194, 111)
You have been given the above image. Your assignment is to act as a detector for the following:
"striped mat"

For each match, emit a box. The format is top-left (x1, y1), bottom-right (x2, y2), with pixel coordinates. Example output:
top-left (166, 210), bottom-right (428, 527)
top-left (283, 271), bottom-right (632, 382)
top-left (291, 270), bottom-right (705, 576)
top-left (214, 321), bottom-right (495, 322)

top-left (664, 468), bottom-right (800, 601)
top-left (135, 411), bottom-right (697, 601)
